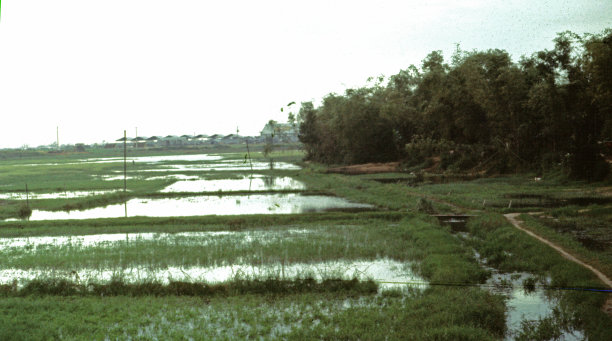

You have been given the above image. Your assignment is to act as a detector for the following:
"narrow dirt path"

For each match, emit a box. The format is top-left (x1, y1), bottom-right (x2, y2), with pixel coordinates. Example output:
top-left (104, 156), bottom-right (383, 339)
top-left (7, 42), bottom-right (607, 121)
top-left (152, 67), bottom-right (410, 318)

top-left (504, 213), bottom-right (612, 317)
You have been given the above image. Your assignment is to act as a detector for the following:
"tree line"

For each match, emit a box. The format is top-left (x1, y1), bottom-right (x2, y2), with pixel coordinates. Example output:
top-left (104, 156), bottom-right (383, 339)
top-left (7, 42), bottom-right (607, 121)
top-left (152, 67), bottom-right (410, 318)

top-left (298, 29), bottom-right (612, 180)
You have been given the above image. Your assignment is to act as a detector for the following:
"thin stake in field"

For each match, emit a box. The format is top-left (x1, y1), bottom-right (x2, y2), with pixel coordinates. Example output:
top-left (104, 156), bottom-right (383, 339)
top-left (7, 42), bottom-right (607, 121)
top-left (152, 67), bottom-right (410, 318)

top-left (123, 130), bottom-right (127, 193)
top-left (123, 130), bottom-right (127, 218)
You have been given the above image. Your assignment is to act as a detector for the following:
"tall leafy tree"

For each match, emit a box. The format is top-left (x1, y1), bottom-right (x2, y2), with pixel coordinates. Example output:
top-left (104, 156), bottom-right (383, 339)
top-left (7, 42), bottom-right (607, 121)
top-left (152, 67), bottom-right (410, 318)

top-left (297, 28), bottom-right (610, 179)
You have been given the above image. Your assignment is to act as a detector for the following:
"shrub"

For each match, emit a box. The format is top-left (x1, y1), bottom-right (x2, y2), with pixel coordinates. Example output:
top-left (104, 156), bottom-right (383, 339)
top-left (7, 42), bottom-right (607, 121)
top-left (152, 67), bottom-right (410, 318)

top-left (17, 204), bottom-right (32, 219)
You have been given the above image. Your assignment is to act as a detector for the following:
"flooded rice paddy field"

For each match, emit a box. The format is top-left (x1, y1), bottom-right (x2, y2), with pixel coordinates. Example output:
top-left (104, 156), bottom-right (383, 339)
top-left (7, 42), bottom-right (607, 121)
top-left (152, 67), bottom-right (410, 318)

top-left (0, 226), bottom-right (420, 279)
top-left (13, 153), bottom-right (224, 166)
top-left (1, 217), bottom-right (590, 339)
top-left (3, 293), bottom-right (455, 340)
top-left (1, 150), bottom-right (609, 339)
top-left (0, 259), bottom-right (423, 291)
top-left (0, 190), bottom-right (123, 200)
top-left (1, 152), bottom-right (363, 219)
top-left (16, 194), bottom-right (373, 221)
top-left (160, 175), bottom-right (305, 192)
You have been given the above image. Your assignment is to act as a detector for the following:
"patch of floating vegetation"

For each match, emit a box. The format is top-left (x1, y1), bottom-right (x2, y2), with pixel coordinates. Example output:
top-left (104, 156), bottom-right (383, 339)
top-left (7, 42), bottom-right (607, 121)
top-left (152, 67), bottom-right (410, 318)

top-left (0, 229), bottom-right (311, 248)
top-left (0, 258), bottom-right (426, 292)
top-left (10, 194), bottom-right (374, 221)
top-left (0, 190), bottom-right (123, 200)
top-left (160, 176), bottom-right (305, 193)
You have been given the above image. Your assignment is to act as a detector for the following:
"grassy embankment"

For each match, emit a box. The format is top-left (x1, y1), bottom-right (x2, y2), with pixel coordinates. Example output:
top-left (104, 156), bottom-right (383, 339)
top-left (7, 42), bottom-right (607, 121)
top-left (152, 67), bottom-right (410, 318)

top-left (394, 174), bottom-right (612, 279)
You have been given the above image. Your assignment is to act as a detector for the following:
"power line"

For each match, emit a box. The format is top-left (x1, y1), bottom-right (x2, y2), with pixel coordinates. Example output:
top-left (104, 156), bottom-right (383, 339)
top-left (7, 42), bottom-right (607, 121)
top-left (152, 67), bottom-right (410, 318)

top-left (375, 280), bottom-right (612, 293)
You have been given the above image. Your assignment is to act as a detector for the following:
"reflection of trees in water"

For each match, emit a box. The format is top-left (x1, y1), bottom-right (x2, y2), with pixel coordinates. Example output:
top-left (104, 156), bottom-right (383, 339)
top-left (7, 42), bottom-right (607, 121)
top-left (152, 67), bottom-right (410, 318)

top-left (263, 176), bottom-right (277, 189)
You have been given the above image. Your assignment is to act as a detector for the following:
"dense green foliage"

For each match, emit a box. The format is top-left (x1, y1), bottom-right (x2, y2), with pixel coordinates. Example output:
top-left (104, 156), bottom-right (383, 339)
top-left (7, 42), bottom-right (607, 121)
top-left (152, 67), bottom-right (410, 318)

top-left (299, 29), bottom-right (612, 180)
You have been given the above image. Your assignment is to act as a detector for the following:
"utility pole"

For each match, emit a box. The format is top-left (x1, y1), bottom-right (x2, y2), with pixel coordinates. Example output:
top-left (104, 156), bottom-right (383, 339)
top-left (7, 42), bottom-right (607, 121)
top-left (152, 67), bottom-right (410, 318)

top-left (56, 126), bottom-right (59, 150)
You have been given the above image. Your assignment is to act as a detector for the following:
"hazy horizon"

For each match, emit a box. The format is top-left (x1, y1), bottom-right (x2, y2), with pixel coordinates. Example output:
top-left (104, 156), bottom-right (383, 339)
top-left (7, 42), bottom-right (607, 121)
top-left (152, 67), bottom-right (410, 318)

top-left (1, 0), bottom-right (611, 148)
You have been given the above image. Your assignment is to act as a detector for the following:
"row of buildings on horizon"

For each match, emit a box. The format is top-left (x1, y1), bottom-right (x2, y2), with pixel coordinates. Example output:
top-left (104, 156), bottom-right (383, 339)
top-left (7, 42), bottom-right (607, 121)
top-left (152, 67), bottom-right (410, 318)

top-left (32, 121), bottom-right (299, 150)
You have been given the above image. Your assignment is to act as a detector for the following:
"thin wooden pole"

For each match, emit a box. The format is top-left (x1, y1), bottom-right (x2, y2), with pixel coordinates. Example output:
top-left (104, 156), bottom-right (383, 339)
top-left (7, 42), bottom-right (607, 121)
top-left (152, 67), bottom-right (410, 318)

top-left (123, 130), bottom-right (127, 192)
top-left (25, 183), bottom-right (29, 207)
top-left (245, 138), bottom-right (253, 173)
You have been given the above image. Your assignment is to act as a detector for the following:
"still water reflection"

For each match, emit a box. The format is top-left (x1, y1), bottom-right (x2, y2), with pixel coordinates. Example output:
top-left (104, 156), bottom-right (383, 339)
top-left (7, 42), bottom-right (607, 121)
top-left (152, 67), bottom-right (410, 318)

top-left (160, 176), bottom-right (305, 192)
top-left (0, 258), bottom-right (425, 292)
top-left (19, 194), bottom-right (374, 221)
top-left (0, 190), bottom-right (122, 200)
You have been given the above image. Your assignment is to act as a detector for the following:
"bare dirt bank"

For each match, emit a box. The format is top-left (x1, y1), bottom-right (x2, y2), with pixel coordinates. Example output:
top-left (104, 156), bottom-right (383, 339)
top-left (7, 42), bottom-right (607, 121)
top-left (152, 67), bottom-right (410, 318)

top-left (326, 162), bottom-right (400, 175)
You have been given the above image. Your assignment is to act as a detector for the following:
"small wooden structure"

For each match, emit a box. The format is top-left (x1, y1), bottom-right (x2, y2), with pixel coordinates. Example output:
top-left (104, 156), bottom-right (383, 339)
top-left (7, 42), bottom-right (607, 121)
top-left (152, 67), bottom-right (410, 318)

top-left (431, 214), bottom-right (476, 231)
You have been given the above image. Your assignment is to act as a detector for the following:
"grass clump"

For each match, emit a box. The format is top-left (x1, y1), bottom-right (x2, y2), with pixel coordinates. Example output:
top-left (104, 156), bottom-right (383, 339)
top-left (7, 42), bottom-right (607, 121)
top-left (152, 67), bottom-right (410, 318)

top-left (416, 197), bottom-right (436, 214)
top-left (16, 204), bottom-right (32, 219)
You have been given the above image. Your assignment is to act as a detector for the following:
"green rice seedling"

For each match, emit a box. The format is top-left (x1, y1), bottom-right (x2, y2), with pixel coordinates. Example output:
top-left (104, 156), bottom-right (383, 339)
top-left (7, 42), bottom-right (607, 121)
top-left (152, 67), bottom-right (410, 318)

top-left (0, 292), bottom-right (501, 340)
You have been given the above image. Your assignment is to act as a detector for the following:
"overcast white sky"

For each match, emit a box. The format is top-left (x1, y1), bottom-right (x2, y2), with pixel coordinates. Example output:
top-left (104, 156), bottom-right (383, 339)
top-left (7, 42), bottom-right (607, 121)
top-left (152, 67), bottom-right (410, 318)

top-left (0, 0), bottom-right (610, 148)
